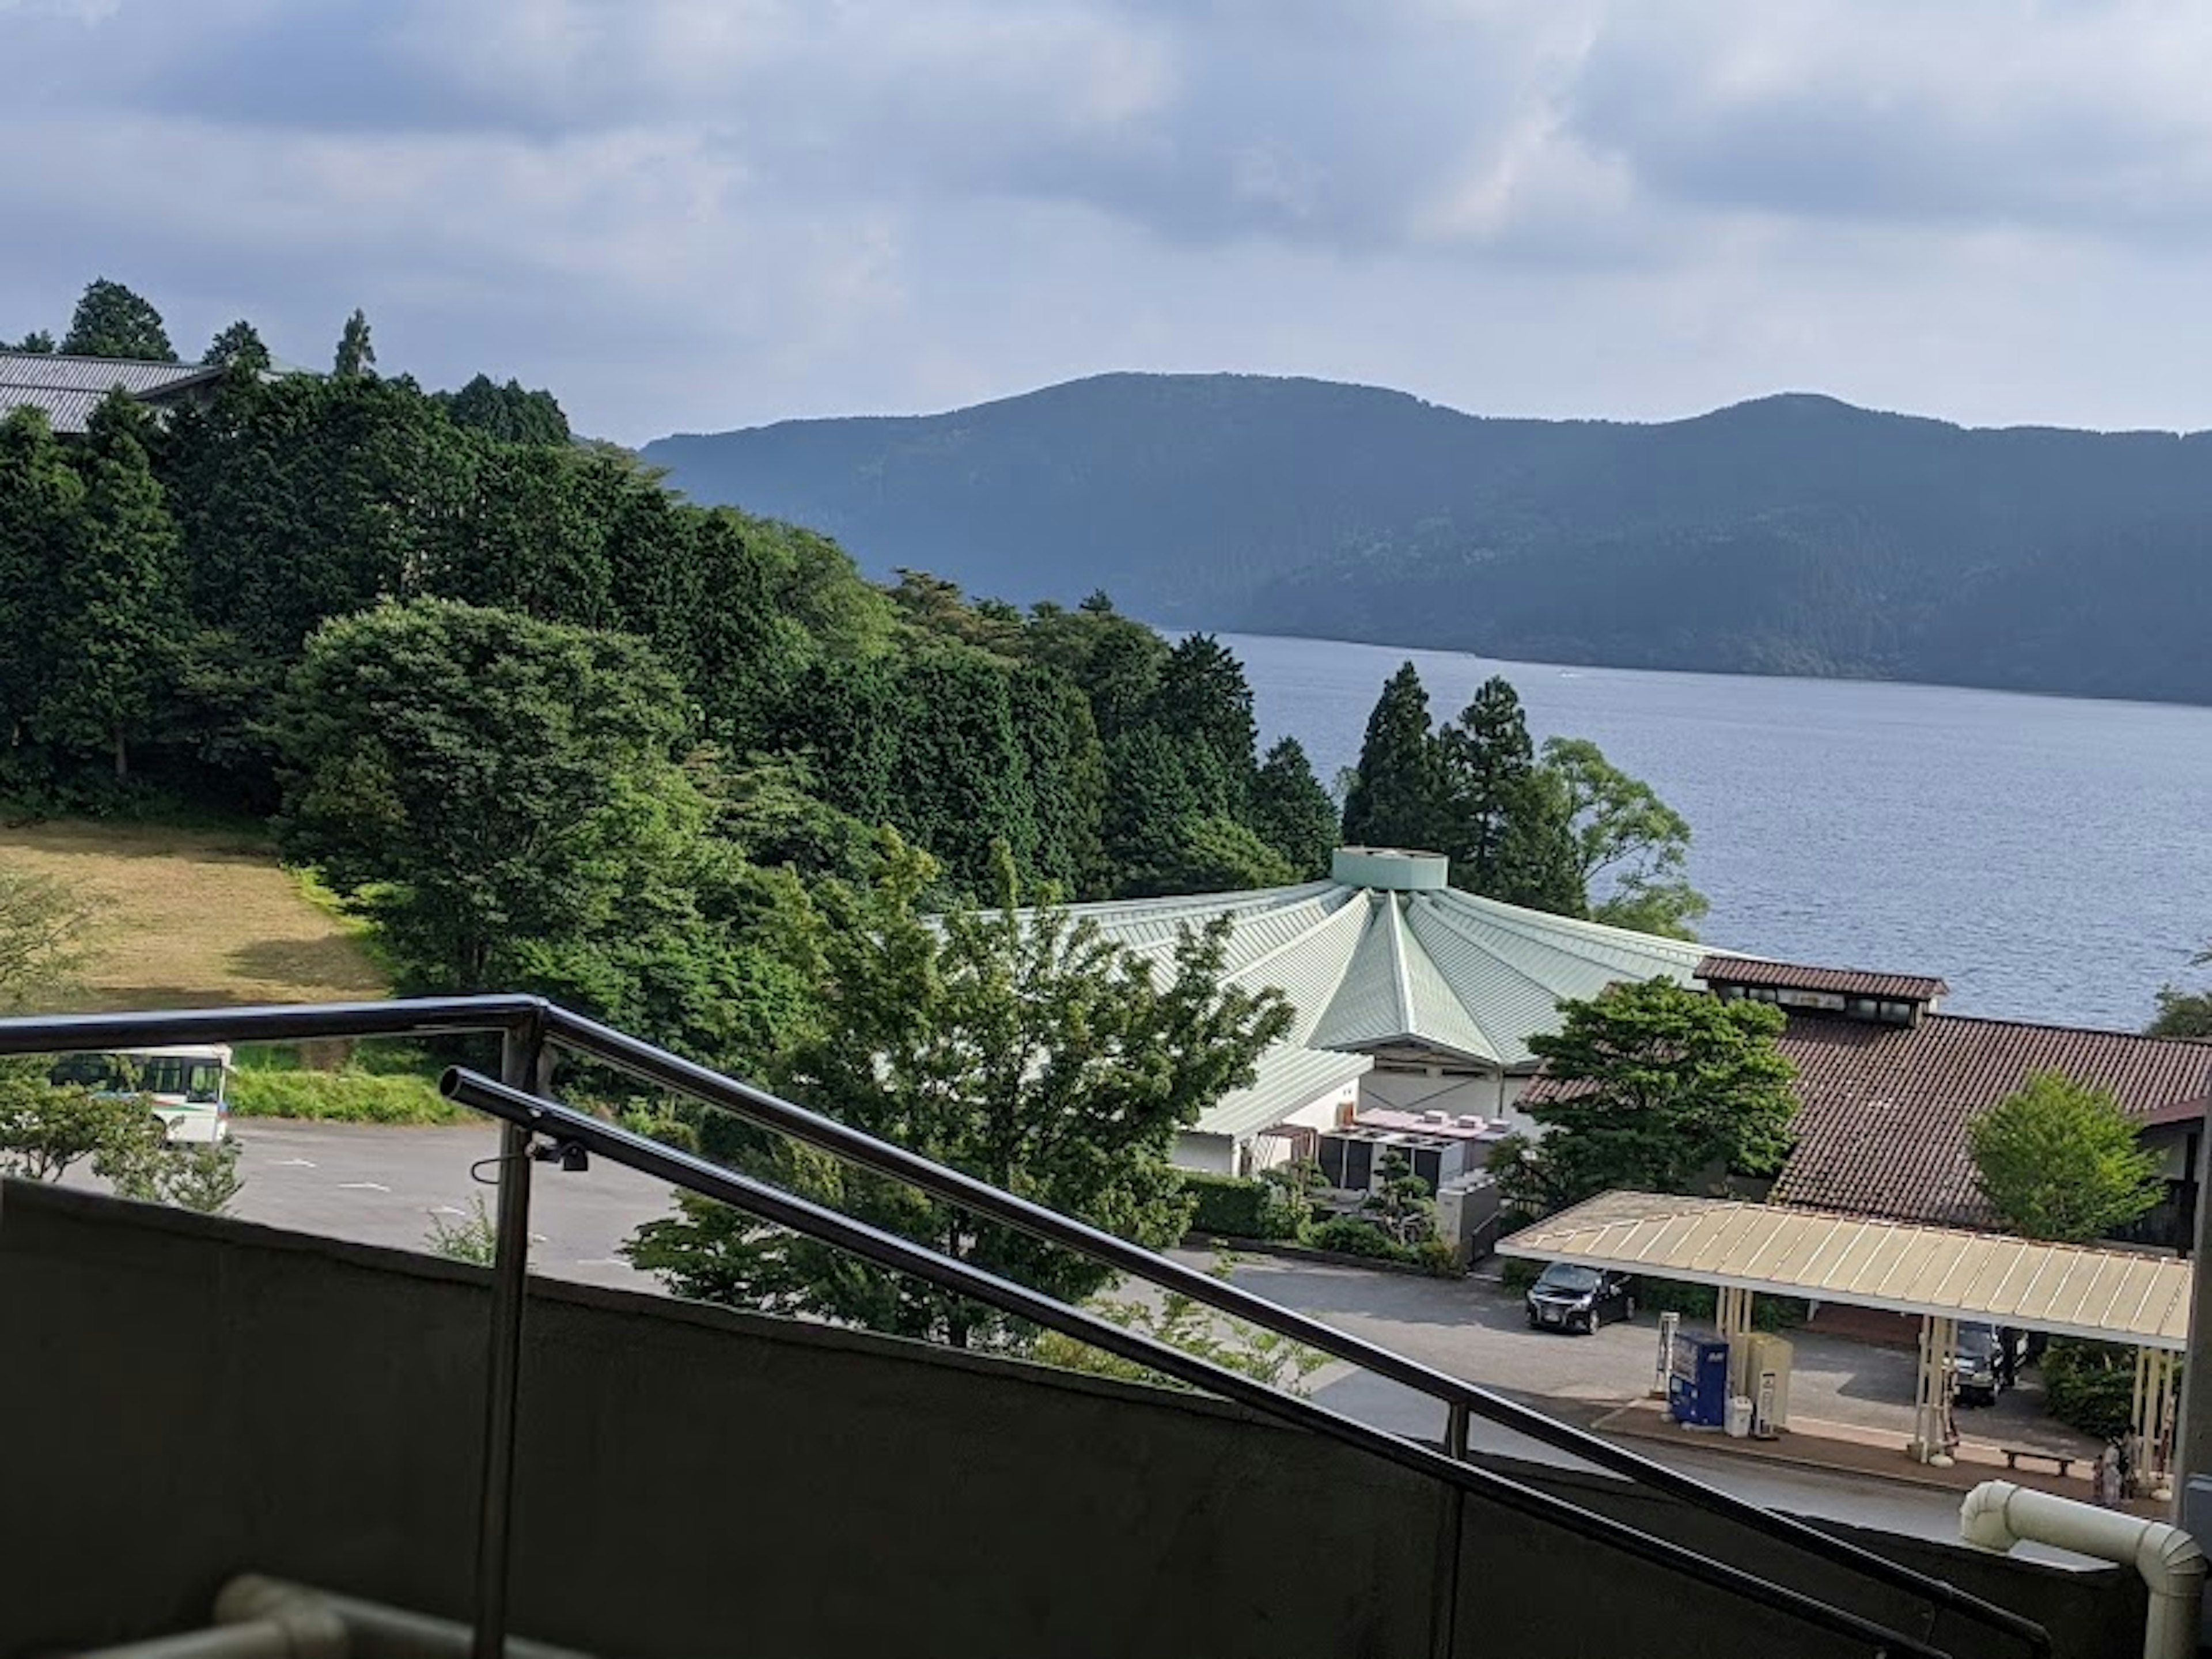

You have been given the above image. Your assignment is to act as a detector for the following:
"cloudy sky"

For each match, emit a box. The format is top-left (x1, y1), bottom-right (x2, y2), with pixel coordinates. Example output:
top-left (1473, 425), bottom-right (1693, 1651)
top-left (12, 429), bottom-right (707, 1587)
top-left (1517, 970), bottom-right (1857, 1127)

top-left (7, 0), bottom-right (2212, 444)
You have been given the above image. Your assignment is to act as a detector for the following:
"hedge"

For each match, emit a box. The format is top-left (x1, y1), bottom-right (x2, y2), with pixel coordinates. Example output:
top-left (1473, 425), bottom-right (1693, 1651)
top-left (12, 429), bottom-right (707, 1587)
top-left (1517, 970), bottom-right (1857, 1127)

top-left (1182, 1172), bottom-right (1297, 1240)
top-left (228, 1067), bottom-right (464, 1126)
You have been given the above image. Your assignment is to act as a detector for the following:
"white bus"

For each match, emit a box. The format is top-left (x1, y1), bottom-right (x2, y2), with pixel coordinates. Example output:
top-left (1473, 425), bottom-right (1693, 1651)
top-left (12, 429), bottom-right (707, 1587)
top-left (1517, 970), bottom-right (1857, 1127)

top-left (50, 1045), bottom-right (234, 1144)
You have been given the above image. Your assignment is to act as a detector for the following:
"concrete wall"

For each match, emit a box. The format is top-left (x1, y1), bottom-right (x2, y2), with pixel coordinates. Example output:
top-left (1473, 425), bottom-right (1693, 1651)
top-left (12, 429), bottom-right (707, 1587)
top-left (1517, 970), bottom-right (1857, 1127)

top-left (1, 1180), bottom-right (2142, 1659)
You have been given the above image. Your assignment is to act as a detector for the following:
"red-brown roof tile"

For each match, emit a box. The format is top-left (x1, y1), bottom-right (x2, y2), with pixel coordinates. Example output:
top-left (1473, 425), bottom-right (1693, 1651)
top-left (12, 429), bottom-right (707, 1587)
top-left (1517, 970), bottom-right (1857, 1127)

top-left (1697, 955), bottom-right (1950, 1004)
top-left (1770, 1014), bottom-right (2212, 1228)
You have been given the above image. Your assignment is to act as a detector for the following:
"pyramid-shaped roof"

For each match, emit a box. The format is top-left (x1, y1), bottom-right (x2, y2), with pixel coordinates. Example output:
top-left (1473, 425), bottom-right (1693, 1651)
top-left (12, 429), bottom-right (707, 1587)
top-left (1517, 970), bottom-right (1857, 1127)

top-left (1065, 849), bottom-right (1713, 1139)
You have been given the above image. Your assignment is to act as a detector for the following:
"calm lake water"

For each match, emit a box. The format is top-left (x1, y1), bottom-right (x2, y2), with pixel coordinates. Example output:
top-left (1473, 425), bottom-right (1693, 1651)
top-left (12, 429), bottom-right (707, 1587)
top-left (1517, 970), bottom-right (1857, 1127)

top-left (1225, 632), bottom-right (2212, 1031)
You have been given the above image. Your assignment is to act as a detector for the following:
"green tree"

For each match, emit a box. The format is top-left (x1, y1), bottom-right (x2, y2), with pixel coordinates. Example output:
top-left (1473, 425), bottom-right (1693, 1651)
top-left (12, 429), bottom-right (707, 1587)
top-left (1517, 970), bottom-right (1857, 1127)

top-left (274, 598), bottom-right (706, 991)
top-left (1249, 737), bottom-right (1339, 878)
top-left (1539, 736), bottom-right (1708, 938)
top-left (1494, 979), bottom-right (1798, 1215)
top-left (1341, 663), bottom-right (1446, 851)
top-left (1438, 676), bottom-right (1582, 913)
top-left (204, 320), bottom-right (272, 375)
top-left (0, 408), bottom-right (84, 747)
top-left (60, 279), bottom-right (174, 361)
top-left (0, 864), bottom-right (99, 1007)
top-left (42, 393), bottom-right (181, 778)
top-left (624, 834), bottom-right (1293, 1350)
top-left (2148, 986), bottom-right (2212, 1039)
top-left (0, 1059), bottom-right (147, 1181)
top-left (1967, 1070), bottom-right (2165, 1242)
top-left (439, 373), bottom-right (570, 445)
top-left (1361, 1149), bottom-right (1439, 1245)
top-left (333, 308), bottom-right (376, 377)
top-left (9, 330), bottom-right (56, 354)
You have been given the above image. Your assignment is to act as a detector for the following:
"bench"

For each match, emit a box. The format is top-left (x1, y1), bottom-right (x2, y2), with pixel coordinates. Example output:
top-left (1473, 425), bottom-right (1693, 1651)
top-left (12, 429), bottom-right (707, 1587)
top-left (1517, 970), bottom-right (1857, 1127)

top-left (2001, 1448), bottom-right (2078, 1478)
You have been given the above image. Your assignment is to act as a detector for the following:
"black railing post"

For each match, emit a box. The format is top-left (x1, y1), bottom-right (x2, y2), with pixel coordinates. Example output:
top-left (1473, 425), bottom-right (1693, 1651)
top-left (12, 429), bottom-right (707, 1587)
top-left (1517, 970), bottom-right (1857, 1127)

top-left (472, 1016), bottom-right (545, 1659)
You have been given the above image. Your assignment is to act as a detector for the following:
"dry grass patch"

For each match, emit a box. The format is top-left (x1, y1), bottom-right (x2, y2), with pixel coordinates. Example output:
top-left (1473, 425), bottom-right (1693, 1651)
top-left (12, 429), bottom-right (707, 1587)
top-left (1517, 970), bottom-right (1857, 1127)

top-left (0, 818), bottom-right (388, 1011)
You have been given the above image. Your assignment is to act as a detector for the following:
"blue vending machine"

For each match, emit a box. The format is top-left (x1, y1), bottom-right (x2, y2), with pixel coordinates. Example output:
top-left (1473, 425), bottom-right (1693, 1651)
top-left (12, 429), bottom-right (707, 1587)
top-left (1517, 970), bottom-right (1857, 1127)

top-left (1669, 1334), bottom-right (1729, 1427)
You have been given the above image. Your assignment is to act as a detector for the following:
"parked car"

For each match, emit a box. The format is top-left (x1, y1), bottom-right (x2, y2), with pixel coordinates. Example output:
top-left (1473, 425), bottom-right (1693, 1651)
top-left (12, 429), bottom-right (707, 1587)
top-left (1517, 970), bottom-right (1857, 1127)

top-left (1524, 1262), bottom-right (1636, 1334)
top-left (1952, 1324), bottom-right (2027, 1406)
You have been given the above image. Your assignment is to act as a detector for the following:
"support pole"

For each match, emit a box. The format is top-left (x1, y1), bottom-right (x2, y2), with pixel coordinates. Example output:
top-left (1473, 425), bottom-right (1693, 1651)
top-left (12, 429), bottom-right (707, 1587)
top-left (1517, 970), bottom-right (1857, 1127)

top-left (2173, 1077), bottom-right (2212, 1512)
top-left (1913, 1315), bottom-right (1958, 1465)
top-left (472, 1020), bottom-right (546, 1659)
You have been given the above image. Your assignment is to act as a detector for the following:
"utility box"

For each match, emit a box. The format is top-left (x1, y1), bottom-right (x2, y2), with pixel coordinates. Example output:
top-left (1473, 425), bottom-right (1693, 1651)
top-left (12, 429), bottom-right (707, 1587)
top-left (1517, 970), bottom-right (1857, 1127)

top-left (1669, 1335), bottom-right (1730, 1428)
top-left (1743, 1332), bottom-right (1794, 1437)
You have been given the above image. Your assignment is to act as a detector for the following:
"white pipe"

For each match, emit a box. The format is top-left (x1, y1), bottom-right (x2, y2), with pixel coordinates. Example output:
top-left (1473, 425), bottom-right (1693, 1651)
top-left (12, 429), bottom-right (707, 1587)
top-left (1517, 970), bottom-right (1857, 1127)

top-left (66, 1604), bottom-right (347, 1658)
top-left (1961, 1480), bottom-right (2207, 1659)
top-left (215, 1578), bottom-right (599, 1659)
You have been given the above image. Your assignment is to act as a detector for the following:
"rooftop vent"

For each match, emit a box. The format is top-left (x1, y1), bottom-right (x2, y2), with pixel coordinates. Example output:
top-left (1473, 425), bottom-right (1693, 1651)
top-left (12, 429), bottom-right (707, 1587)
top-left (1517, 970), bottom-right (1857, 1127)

top-left (1332, 846), bottom-right (1449, 892)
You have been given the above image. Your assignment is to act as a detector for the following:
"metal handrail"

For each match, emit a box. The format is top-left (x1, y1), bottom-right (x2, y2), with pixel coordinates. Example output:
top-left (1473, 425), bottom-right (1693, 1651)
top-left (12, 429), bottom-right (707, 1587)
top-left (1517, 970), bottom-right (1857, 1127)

top-left (532, 1003), bottom-right (2048, 1659)
top-left (445, 1066), bottom-right (1942, 1659)
top-left (0, 995), bottom-right (2052, 1659)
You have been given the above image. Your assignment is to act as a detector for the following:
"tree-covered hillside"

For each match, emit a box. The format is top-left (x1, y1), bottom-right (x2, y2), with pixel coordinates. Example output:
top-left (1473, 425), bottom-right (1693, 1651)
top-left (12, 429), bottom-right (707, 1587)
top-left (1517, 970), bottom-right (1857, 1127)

top-left (642, 375), bottom-right (2212, 704)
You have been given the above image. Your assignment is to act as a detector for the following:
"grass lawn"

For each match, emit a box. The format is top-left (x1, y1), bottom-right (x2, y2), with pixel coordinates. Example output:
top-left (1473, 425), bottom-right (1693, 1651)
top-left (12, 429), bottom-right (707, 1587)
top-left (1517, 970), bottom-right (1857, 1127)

top-left (0, 817), bottom-right (389, 1012)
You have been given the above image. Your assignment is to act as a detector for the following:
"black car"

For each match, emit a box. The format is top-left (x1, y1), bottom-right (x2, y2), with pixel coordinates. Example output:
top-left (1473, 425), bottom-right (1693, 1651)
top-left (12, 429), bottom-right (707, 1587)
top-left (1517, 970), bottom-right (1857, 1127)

top-left (1952, 1324), bottom-right (2027, 1406)
top-left (1524, 1262), bottom-right (1636, 1334)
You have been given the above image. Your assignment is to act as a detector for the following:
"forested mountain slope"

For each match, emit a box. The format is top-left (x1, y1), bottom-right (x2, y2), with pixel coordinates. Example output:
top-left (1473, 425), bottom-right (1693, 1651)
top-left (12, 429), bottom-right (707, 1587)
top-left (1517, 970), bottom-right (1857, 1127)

top-left (644, 376), bottom-right (2212, 702)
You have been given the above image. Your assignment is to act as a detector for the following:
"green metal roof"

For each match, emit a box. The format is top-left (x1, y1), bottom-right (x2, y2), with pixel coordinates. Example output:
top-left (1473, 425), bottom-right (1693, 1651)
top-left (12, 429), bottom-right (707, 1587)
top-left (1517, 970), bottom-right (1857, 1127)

top-left (1060, 851), bottom-right (1713, 1139)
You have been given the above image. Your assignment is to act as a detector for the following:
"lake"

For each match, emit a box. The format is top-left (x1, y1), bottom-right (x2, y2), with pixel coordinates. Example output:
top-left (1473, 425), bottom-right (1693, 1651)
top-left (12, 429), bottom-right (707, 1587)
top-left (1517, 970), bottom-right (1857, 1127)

top-left (1224, 632), bottom-right (2212, 1031)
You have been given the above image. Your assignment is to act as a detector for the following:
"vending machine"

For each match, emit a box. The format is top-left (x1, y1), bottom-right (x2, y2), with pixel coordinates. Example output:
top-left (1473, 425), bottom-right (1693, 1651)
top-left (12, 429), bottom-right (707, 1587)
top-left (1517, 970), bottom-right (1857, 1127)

top-left (1668, 1334), bottom-right (1730, 1428)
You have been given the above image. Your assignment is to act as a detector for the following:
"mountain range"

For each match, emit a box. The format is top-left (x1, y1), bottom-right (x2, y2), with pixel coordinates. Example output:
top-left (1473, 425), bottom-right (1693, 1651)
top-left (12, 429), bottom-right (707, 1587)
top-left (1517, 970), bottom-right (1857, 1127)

top-left (641, 373), bottom-right (2212, 703)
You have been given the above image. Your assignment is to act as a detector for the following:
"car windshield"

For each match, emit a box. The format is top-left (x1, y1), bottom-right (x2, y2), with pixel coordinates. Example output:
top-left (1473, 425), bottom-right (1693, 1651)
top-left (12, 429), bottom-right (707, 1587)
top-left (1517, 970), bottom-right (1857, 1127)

top-left (1956, 1327), bottom-right (1999, 1357)
top-left (1536, 1264), bottom-right (1601, 1293)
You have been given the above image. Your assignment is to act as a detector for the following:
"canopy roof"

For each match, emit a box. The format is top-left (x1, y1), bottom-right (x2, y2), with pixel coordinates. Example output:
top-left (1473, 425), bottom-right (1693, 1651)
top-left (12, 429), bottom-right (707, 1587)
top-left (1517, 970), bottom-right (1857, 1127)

top-left (1063, 850), bottom-right (1710, 1139)
top-left (1499, 1191), bottom-right (2191, 1350)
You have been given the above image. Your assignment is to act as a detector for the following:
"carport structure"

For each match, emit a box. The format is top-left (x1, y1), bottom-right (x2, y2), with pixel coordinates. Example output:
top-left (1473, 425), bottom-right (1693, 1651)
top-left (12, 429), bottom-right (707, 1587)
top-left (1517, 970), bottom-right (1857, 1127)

top-left (1500, 1191), bottom-right (2192, 1494)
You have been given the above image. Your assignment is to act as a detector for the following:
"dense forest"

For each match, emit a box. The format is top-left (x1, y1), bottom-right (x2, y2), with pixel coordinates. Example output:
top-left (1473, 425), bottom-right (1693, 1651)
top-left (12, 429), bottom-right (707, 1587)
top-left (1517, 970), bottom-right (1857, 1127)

top-left (643, 373), bottom-right (2212, 704)
top-left (0, 283), bottom-right (1355, 1070)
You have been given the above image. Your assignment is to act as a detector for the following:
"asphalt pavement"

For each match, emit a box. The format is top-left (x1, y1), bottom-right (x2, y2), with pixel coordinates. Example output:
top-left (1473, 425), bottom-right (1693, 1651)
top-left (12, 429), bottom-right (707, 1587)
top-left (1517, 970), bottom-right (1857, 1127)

top-left (60, 1117), bottom-right (2104, 1554)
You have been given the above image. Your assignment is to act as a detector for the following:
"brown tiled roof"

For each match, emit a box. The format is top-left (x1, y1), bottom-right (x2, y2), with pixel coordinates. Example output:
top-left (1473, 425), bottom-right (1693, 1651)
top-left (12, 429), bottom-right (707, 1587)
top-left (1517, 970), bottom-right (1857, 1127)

top-left (1770, 1014), bottom-right (2212, 1228)
top-left (1696, 955), bottom-right (1950, 1003)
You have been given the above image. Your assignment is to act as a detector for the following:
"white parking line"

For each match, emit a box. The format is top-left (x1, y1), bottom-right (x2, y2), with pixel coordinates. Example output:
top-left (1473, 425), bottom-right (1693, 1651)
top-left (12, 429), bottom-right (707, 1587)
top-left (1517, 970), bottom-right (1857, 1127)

top-left (336, 1181), bottom-right (391, 1192)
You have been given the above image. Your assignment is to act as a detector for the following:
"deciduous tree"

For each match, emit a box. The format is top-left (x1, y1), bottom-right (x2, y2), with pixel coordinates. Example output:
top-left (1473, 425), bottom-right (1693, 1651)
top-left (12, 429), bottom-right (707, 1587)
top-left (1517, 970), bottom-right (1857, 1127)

top-left (624, 835), bottom-right (1293, 1349)
top-left (1494, 979), bottom-right (1797, 1215)
top-left (1540, 736), bottom-right (1708, 938)
top-left (274, 598), bottom-right (706, 992)
top-left (1968, 1070), bottom-right (2164, 1243)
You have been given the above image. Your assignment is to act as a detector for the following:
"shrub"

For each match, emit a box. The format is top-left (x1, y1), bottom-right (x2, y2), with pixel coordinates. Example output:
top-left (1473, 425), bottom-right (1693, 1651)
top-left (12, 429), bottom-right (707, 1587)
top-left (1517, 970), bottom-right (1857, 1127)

top-left (227, 1067), bottom-right (463, 1126)
top-left (1306, 1214), bottom-right (1414, 1262)
top-left (1416, 1238), bottom-right (1462, 1278)
top-left (1183, 1171), bottom-right (1297, 1240)
top-left (2043, 1338), bottom-right (2147, 1441)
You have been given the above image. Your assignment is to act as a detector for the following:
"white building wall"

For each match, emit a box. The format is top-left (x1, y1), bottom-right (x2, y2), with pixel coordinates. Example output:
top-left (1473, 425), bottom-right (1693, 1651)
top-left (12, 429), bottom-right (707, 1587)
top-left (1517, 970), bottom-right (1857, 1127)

top-left (1172, 1130), bottom-right (1238, 1176)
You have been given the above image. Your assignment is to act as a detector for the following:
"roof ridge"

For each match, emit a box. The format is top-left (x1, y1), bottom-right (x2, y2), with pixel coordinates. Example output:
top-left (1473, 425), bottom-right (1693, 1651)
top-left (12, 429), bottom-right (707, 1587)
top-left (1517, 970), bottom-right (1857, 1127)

top-left (0, 349), bottom-right (208, 370)
top-left (1921, 1009), bottom-right (2212, 1046)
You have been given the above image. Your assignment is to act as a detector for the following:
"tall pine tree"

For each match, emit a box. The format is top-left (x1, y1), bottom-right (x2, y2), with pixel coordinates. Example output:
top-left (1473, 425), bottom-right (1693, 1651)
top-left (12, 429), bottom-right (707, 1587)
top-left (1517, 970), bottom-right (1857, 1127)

top-left (43, 394), bottom-right (180, 778)
top-left (60, 279), bottom-right (175, 361)
top-left (0, 409), bottom-right (84, 748)
top-left (333, 309), bottom-right (377, 377)
top-left (1438, 676), bottom-right (1582, 914)
top-left (1250, 737), bottom-right (1339, 877)
top-left (1342, 662), bottom-right (1446, 851)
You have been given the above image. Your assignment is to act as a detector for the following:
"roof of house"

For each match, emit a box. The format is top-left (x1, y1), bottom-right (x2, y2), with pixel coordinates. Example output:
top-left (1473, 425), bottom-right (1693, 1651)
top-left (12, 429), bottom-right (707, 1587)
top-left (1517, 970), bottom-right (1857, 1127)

top-left (1499, 1190), bottom-right (2192, 1349)
top-left (0, 351), bottom-right (224, 434)
top-left (1697, 955), bottom-right (1950, 1003)
top-left (1767, 1013), bottom-right (2212, 1228)
top-left (1061, 849), bottom-right (1711, 1140)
